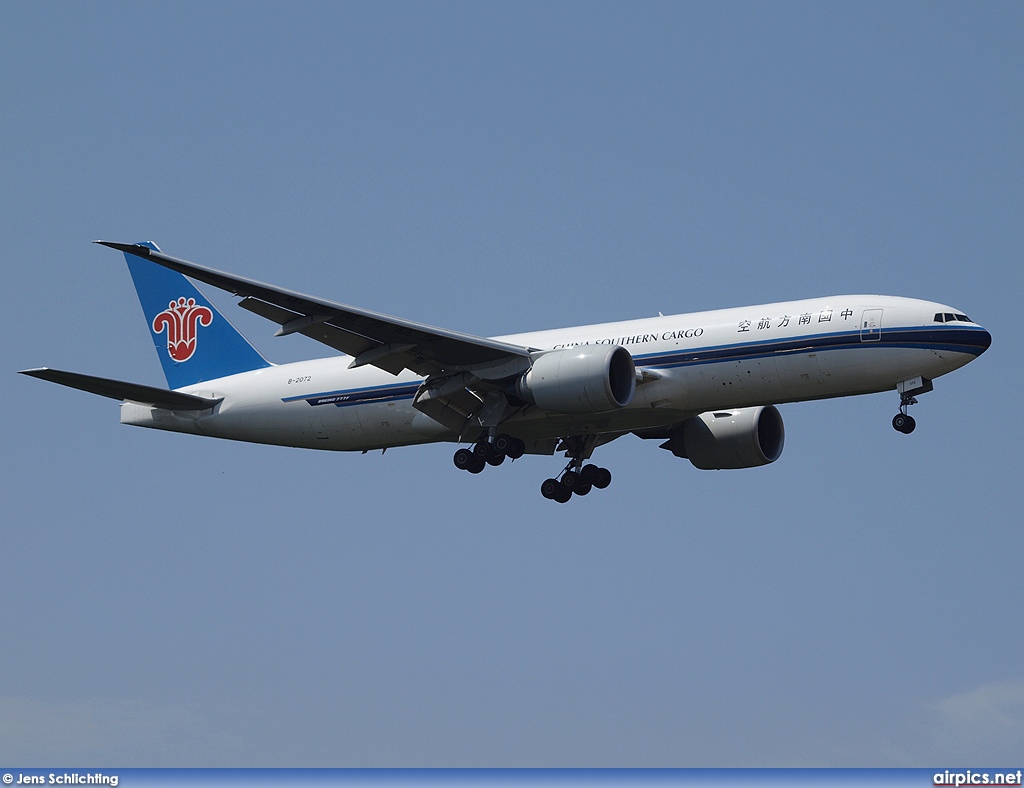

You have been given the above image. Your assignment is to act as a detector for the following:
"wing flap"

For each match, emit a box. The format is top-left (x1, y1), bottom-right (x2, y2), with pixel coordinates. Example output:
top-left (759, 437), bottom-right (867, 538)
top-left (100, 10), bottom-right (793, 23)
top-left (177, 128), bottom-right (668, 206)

top-left (20, 368), bottom-right (221, 411)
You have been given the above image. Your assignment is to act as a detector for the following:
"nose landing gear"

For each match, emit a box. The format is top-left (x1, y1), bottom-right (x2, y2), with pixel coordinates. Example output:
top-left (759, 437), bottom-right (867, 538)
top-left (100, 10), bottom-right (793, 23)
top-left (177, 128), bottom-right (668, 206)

top-left (892, 376), bottom-right (932, 434)
top-left (892, 411), bottom-right (916, 434)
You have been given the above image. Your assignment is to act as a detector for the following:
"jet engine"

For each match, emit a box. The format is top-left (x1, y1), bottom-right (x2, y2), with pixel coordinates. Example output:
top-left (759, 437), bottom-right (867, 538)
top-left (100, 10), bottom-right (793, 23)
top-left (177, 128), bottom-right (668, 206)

top-left (663, 405), bottom-right (785, 469)
top-left (516, 345), bottom-right (636, 414)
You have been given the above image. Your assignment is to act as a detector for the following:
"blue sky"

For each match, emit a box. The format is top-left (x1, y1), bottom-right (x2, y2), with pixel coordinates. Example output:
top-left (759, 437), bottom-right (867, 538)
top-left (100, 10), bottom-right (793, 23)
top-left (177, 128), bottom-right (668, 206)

top-left (2, 0), bottom-right (1022, 766)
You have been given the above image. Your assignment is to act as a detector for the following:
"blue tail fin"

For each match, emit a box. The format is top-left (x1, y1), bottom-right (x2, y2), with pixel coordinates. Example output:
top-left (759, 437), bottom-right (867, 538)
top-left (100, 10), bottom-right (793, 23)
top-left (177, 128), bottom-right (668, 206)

top-left (124, 242), bottom-right (272, 389)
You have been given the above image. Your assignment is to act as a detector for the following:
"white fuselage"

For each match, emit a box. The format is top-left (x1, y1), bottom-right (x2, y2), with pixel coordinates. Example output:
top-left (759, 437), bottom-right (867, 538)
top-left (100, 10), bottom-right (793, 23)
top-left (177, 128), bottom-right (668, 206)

top-left (120, 295), bottom-right (990, 453)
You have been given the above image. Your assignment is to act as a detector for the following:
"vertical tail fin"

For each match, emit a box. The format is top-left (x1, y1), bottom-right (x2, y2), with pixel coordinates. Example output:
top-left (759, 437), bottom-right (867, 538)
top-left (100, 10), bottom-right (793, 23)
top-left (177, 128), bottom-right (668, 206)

top-left (123, 241), bottom-right (271, 389)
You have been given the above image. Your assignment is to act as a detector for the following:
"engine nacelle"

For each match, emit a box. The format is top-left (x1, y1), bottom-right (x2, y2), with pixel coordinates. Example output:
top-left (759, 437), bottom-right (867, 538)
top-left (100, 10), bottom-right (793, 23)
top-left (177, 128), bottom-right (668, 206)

top-left (516, 345), bottom-right (636, 414)
top-left (664, 405), bottom-right (785, 470)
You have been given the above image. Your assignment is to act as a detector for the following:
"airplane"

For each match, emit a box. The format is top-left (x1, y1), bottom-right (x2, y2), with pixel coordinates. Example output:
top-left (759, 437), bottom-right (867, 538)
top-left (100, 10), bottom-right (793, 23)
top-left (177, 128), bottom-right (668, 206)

top-left (20, 241), bottom-right (991, 502)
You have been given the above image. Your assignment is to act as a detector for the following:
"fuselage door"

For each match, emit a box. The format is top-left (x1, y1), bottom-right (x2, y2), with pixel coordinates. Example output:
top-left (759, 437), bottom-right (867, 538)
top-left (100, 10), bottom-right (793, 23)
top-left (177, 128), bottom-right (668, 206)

top-left (860, 309), bottom-right (883, 342)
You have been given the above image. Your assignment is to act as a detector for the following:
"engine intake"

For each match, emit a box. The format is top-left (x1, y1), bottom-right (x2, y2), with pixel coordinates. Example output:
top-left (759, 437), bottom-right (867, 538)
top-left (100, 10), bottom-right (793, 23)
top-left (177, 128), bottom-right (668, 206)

top-left (664, 405), bottom-right (785, 469)
top-left (516, 345), bottom-right (636, 414)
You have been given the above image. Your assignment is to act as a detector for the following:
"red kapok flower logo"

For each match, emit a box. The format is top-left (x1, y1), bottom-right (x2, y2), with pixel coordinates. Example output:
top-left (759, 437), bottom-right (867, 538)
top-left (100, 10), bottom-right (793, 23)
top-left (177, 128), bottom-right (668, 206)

top-left (152, 297), bottom-right (214, 362)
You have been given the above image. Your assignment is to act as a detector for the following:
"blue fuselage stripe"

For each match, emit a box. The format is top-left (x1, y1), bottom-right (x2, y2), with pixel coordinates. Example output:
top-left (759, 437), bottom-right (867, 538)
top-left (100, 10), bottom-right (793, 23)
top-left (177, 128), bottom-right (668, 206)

top-left (632, 326), bottom-right (990, 369)
top-left (283, 381), bottom-right (421, 407)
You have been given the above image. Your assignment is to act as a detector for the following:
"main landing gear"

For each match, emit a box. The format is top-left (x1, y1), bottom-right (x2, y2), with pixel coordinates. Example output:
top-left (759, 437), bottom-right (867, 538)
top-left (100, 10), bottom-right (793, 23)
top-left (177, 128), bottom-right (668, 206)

top-left (539, 434), bottom-right (613, 503)
top-left (540, 463), bottom-right (612, 503)
top-left (452, 432), bottom-right (614, 502)
top-left (452, 433), bottom-right (526, 474)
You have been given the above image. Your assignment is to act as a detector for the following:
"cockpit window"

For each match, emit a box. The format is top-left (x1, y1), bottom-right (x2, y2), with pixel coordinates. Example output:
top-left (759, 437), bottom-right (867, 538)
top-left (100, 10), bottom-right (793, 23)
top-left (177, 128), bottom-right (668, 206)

top-left (934, 312), bottom-right (973, 323)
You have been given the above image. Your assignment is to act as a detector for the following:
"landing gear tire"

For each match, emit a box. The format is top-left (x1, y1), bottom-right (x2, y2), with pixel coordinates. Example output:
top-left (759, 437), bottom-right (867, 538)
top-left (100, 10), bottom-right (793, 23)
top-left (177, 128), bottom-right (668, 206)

top-left (540, 477), bottom-right (572, 503)
top-left (540, 463), bottom-right (614, 501)
top-left (472, 440), bottom-right (490, 459)
top-left (541, 478), bottom-right (563, 500)
top-left (580, 464), bottom-right (612, 489)
top-left (453, 448), bottom-right (476, 471)
top-left (494, 434), bottom-right (526, 460)
top-left (457, 434), bottom-right (523, 476)
top-left (892, 413), bottom-right (916, 434)
top-left (455, 447), bottom-right (487, 473)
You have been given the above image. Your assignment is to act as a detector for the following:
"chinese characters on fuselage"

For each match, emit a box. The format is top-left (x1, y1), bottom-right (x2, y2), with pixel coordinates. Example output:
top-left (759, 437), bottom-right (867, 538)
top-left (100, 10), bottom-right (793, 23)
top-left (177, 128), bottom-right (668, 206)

top-left (738, 308), bottom-right (854, 332)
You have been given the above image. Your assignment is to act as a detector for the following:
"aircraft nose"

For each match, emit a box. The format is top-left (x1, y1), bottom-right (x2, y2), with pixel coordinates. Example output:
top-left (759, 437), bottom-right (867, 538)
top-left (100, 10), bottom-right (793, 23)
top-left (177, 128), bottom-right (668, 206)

top-left (977, 327), bottom-right (992, 354)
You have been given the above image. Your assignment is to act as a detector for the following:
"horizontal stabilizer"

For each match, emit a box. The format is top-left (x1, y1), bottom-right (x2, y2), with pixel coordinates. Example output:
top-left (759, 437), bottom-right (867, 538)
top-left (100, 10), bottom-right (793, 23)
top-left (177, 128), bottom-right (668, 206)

top-left (19, 368), bottom-right (221, 411)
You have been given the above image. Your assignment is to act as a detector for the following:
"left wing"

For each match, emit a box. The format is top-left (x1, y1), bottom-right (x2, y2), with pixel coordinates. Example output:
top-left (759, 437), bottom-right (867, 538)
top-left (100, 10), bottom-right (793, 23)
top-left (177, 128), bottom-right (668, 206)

top-left (97, 241), bottom-right (535, 379)
top-left (97, 241), bottom-right (537, 435)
